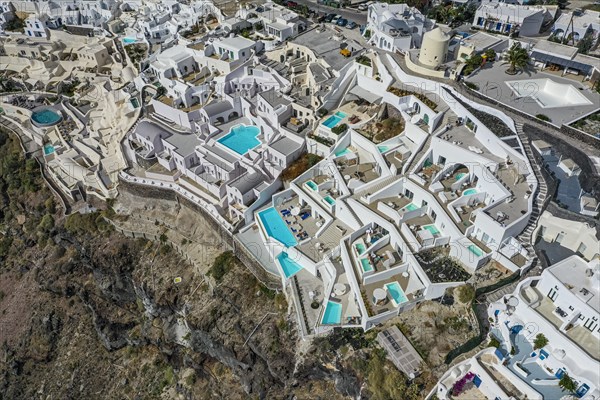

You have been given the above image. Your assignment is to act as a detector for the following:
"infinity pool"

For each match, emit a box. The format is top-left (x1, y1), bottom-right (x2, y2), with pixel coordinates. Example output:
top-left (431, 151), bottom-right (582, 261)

top-left (385, 281), bottom-right (408, 307)
top-left (277, 252), bottom-right (303, 278)
top-left (468, 244), bottom-right (484, 257)
top-left (323, 195), bottom-right (336, 206)
top-left (31, 108), bottom-right (62, 127)
top-left (218, 124), bottom-right (261, 155)
top-left (455, 172), bottom-right (466, 181)
top-left (402, 203), bottom-right (419, 212)
top-left (323, 111), bottom-right (347, 129)
top-left (354, 243), bottom-right (366, 255)
top-left (304, 180), bottom-right (318, 191)
top-left (123, 37), bottom-right (137, 44)
top-left (360, 257), bottom-right (374, 273)
top-left (322, 301), bottom-right (342, 324)
top-left (335, 147), bottom-right (352, 157)
top-left (463, 188), bottom-right (478, 196)
top-left (258, 207), bottom-right (297, 247)
top-left (423, 224), bottom-right (440, 236)
top-left (43, 144), bottom-right (55, 155)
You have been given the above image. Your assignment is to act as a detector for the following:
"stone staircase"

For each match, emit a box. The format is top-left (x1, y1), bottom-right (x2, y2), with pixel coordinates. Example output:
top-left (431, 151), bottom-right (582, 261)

top-left (514, 123), bottom-right (548, 271)
top-left (352, 175), bottom-right (398, 201)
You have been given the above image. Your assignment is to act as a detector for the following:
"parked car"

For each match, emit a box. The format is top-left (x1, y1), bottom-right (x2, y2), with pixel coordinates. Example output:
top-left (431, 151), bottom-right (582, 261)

top-left (331, 14), bottom-right (342, 24)
top-left (317, 14), bottom-right (327, 23)
top-left (325, 13), bottom-right (336, 22)
top-left (347, 21), bottom-right (357, 29)
top-left (337, 18), bottom-right (348, 27)
top-left (357, 4), bottom-right (368, 11)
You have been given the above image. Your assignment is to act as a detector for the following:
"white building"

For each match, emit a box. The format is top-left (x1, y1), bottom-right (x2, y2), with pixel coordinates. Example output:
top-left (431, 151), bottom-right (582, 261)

top-left (552, 9), bottom-right (600, 43)
top-left (472, 3), bottom-right (552, 37)
top-left (365, 3), bottom-right (434, 53)
top-left (488, 255), bottom-right (600, 399)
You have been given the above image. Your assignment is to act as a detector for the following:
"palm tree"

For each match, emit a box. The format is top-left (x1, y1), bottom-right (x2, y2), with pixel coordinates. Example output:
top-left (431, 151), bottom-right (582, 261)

top-left (504, 43), bottom-right (530, 75)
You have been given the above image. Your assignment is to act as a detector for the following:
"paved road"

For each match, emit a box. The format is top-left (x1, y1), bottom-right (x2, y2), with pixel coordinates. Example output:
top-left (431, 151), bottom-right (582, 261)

top-left (295, 0), bottom-right (368, 25)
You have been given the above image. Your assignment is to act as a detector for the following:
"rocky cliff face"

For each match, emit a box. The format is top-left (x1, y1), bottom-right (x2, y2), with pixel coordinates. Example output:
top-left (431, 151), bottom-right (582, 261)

top-left (0, 131), bottom-right (428, 400)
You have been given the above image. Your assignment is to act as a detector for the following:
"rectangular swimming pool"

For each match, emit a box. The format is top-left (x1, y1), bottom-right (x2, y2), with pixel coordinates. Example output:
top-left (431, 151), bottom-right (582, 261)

top-left (258, 207), bottom-right (297, 247)
top-left (322, 301), bottom-right (342, 324)
top-left (304, 180), bottom-right (318, 191)
top-left (323, 195), bottom-right (336, 206)
top-left (360, 257), bottom-right (373, 273)
top-left (322, 111), bottom-right (347, 129)
top-left (468, 244), bottom-right (484, 257)
top-left (277, 252), bottom-right (303, 278)
top-left (354, 243), bottom-right (366, 255)
top-left (423, 224), bottom-right (440, 236)
top-left (385, 281), bottom-right (408, 307)
top-left (403, 203), bottom-right (419, 212)
top-left (217, 124), bottom-right (261, 155)
top-left (335, 147), bottom-right (351, 157)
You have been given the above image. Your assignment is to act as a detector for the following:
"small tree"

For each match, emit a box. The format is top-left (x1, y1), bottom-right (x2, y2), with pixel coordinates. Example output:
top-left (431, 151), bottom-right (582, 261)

top-left (533, 333), bottom-right (548, 350)
top-left (559, 373), bottom-right (577, 393)
top-left (484, 49), bottom-right (496, 62)
top-left (503, 43), bottom-right (529, 74)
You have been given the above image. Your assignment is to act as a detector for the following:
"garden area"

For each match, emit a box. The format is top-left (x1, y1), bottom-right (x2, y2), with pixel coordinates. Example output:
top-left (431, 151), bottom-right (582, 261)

top-left (387, 86), bottom-right (438, 111)
top-left (416, 248), bottom-right (472, 283)
top-left (571, 112), bottom-right (600, 136)
top-left (358, 117), bottom-right (405, 143)
top-left (280, 153), bottom-right (323, 181)
top-left (125, 43), bottom-right (149, 69)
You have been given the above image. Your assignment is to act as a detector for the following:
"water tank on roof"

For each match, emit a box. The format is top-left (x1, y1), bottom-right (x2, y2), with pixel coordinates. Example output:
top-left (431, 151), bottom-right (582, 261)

top-left (418, 27), bottom-right (450, 68)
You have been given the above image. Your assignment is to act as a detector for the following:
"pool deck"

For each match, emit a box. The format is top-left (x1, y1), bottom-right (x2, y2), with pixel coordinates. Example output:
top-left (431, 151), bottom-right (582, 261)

top-left (465, 65), bottom-right (600, 126)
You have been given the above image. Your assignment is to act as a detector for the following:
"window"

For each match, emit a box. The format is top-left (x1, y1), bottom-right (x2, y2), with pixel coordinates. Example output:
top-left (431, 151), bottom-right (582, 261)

top-left (430, 209), bottom-right (436, 221)
top-left (577, 242), bottom-right (587, 255)
top-left (568, 306), bottom-right (574, 311)
top-left (405, 189), bottom-right (413, 199)
top-left (555, 232), bottom-right (565, 244)
top-left (547, 288), bottom-right (558, 302)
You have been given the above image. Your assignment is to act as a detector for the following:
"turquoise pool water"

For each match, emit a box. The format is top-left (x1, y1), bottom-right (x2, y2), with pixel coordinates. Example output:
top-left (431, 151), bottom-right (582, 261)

top-left (31, 109), bottom-right (61, 126)
top-left (335, 147), bottom-right (351, 157)
top-left (258, 207), bottom-right (297, 247)
top-left (123, 37), bottom-right (137, 44)
top-left (43, 144), bottom-right (55, 155)
top-left (360, 258), bottom-right (373, 273)
top-left (403, 203), bottom-right (419, 212)
top-left (305, 180), bottom-right (318, 191)
top-left (455, 172), bottom-right (466, 181)
top-left (218, 124), bottom-right (261, 155)
top-left (378, 145), bottom-right (390, 153)
top-left (323, 195), bottom-right (336, 206)
top-left (423, 224), bottom-right (440, 235)
top-left (385, 282), bottom-right (408, 306)
top-left (463, 188), bottom-right (478, 196)
top-left (322, 301), bottom-right (342, 324)
top-left (323, 111), bottom-right (347, 129)
top-left (468, 244), bottom-right (484, 257)
top-left (354, 243), bottom-right (366, 255)
top-left (277, 252), bottom-right (303, 278)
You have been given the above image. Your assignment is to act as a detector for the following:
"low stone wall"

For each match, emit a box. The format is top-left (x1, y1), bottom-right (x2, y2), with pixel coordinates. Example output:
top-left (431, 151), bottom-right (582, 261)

top-left (458, 83), bottom-right (600, 147)
top-left (118, 179), bottom-right (281, 290)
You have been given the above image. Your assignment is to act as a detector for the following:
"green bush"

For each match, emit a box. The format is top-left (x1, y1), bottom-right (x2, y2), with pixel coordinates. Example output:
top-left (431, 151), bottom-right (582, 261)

top-left (465, 82), bottom-right (479, 91)
top-left (331, 123), bottom-right (348, 135)
top-left (317, 108), bottom-right (328, 118)
top-left (488, 337), bottom-right (501, 348)
top-left (208, 251), bottom-right (236, 282)
top-left (536, 114), bottom-right (551, 122)
top-left (38, 214), bottom-right (55, 233)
